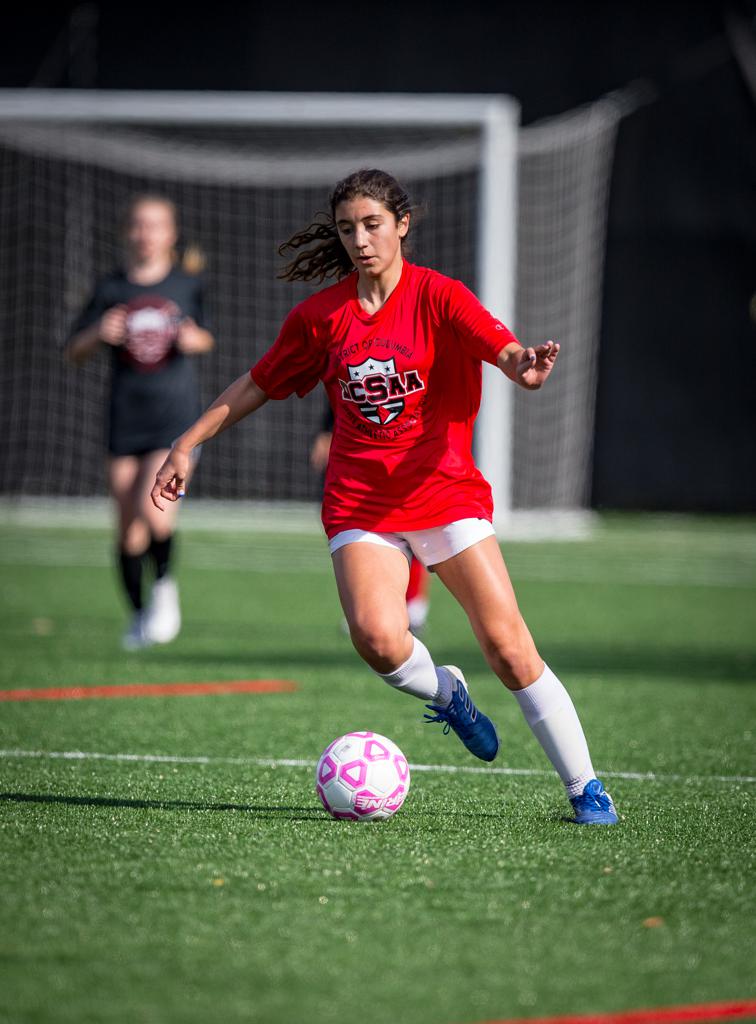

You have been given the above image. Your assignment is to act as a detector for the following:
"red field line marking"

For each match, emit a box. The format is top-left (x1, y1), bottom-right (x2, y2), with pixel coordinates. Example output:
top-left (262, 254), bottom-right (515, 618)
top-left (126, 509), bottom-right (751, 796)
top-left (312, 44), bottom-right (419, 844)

top-left (0, 680), bottom-right (298, 701)
top-left (474, 998), bottom-right (756, 1024)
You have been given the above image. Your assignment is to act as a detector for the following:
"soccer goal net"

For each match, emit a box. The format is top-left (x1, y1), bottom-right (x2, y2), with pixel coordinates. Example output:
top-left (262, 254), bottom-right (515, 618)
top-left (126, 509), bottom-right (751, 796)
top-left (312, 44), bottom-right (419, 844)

top-left (0, 90), bottom-right (622, 530)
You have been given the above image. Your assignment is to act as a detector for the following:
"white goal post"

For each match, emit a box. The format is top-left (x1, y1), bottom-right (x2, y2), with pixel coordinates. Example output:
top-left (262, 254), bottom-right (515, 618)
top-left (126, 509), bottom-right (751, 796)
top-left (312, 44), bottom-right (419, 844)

top-left (0, 89), bottom-right (621, 535)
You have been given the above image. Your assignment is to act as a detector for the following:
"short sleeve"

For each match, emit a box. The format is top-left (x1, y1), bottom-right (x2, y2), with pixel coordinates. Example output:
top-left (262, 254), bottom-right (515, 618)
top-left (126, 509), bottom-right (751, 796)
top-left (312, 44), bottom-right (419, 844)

top-left (189, 275), bottom-right (211, 333)
top-left (66, 278), bottom-right (113, 341)
top-left (443, 278), bottom-right (520, 365)
top-left (250, 305), bottom-right (326, 400)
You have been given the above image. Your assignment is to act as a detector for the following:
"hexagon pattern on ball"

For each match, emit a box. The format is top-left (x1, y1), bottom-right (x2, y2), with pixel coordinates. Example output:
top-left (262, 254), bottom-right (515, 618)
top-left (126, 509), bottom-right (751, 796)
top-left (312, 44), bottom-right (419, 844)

top-left (339, 760), bottom-right (367, 789)
top-left (315, 732), bottom-right (410, 821)
top-left (317, 755), bottom-right (338, 786)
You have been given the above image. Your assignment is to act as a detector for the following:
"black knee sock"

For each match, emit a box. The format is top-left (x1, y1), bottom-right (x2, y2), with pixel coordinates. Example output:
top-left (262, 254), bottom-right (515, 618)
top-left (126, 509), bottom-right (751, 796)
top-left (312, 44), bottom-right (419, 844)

top-left (118, 549), bottom-right (145, 611)
top-left (149, 534), bottom-right (174, 580)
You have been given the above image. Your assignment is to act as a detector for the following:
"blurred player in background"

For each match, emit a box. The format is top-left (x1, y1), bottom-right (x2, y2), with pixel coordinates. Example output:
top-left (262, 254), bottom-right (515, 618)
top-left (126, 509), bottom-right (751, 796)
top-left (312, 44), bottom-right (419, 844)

top-left (310, 403), bottom-right (430, 635)
top-left (67, 195), bottom-right (215, 650)
top-left (152, 168), bottom-right (617, 825)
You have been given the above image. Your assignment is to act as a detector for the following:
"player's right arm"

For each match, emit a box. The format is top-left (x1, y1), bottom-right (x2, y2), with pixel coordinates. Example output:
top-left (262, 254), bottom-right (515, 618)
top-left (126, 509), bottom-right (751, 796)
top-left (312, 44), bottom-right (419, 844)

top-left (151, 373), bottom-right (269, 509)
top-left (66, 305), bottom-right (128, 365)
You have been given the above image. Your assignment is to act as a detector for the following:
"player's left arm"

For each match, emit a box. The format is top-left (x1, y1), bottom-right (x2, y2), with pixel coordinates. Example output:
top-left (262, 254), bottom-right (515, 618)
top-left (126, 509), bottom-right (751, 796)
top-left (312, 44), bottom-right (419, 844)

top-left (442, 279), bottom-right (559, 391)
top-left (176, 318), bottom-right (215, 354)
top-left (497, 340), bottom-right (560, 391)
top-left (177, 278), bottom-right (215, 353)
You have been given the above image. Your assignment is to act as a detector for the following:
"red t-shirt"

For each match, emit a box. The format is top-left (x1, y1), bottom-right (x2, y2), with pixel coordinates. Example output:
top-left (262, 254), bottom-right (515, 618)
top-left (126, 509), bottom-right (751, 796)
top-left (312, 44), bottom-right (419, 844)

top-left (251, 261), bottom-right (519, 538)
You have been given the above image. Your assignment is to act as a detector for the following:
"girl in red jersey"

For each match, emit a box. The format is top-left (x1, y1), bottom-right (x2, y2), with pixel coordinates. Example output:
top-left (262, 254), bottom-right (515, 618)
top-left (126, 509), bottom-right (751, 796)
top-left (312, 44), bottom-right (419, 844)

top-left (311, 404), bottom-right (431, 635)
top-left (151, 169), bottom-right (617, 825)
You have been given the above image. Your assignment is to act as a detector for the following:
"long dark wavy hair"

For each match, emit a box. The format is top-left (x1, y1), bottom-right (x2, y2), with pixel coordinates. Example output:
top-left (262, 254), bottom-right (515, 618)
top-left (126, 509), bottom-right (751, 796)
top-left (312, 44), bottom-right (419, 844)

top-left (278, 169), bottom-right (412, 283)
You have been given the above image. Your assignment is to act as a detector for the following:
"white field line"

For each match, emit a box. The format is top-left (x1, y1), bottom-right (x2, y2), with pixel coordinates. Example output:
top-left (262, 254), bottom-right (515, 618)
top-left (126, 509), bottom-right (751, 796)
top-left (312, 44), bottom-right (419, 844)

top-left (0, 748), bottom-right (754, 785)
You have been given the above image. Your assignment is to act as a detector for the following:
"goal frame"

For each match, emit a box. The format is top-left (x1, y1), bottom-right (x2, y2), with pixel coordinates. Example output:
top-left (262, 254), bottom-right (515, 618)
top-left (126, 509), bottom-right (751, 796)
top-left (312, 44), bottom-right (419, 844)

top-left (0, 88), bottom-right (520, 529)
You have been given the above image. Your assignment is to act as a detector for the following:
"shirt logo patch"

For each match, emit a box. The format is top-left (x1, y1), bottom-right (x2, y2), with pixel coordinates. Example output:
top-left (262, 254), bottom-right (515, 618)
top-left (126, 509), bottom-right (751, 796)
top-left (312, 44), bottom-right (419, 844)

top-left (339, 356), bottom-right (425, 425)
top-left (123, 295), bottom-right (181, 372)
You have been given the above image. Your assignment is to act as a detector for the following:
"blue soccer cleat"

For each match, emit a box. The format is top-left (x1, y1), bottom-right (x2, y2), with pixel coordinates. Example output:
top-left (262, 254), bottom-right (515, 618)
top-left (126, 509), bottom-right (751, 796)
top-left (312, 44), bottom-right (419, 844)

top-left (569, 778), bottom-right (618, 825)
top-left (424, 666), bottom-right (500, 762)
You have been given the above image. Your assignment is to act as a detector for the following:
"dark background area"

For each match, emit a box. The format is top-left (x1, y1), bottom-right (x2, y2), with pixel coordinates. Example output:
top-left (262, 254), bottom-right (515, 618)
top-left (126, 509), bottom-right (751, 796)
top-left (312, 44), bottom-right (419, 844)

top-left (4, 0), bottom-right (756, 512)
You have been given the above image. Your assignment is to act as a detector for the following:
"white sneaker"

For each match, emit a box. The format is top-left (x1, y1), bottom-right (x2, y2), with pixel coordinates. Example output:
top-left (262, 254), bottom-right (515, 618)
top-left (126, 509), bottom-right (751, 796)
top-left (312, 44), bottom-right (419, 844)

top-left (145, 576), bottom-right (181, 644)
top-left (407, 597), bottom-right (429, 636)
top-left (121, 611), bottom-right (152, 651)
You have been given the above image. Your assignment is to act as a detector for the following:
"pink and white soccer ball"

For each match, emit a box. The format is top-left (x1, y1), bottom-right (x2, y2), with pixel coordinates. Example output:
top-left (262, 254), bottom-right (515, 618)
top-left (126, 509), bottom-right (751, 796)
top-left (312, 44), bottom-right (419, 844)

top-left (315, 732), bottom-right (410, 821)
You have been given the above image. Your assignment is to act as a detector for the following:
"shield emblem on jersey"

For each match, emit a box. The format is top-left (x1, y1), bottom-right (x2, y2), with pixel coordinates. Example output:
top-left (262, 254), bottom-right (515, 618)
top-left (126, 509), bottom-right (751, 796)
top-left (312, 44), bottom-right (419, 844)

top-left (123, 295), bottom-right (181, 372)
top-left (347, 356), bottom-right (404, 425)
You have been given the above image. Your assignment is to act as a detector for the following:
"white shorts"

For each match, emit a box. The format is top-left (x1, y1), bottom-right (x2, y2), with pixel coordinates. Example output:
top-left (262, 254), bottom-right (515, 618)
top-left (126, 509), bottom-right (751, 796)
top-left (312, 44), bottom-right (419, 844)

top-left (328, 518), bottom-right (495, 570)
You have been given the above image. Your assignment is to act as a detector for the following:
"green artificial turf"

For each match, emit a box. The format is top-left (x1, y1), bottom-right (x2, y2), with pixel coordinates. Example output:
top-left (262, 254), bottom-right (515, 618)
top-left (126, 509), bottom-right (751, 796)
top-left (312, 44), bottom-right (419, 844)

top-left (0, 514), bottom-right (754, 1024)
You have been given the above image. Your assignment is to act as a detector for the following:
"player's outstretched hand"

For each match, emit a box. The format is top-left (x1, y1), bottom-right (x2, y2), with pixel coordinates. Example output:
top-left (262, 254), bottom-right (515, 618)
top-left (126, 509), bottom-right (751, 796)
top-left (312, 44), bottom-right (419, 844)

top-left (151, 448), bottom-right (190, 510)
top-left (514, 341), bottom-right (560, 390)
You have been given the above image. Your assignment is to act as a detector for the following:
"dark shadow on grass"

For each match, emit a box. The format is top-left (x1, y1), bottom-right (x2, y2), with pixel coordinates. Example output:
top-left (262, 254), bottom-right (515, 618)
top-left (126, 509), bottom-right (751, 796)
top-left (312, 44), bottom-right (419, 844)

top-left (400, 643), bottom-right (756, 685)
top-left (0, 791), bottom-right (325, 820)
top-left (536, 642), bottom-right (756, 684)
top-left (1, 791), bottom-right (509, 824)
top-left (150, 642), bottom-right (756, 684)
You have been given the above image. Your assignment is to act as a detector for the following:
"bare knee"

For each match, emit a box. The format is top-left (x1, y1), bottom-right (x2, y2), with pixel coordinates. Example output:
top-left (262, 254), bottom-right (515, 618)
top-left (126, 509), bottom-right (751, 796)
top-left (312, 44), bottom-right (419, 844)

top-left (479, 620), bottom-right (543, 689)
top-left (144, 491), bottom-right (177, 541)
top-left (120, 516), bottom-right (149, 555)
top-left (349, 617), bottom-right (411, 674)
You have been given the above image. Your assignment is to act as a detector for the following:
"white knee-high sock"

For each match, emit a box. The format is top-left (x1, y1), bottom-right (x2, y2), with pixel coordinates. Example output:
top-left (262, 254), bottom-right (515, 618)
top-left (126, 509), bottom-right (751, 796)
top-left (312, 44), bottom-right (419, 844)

top-left (512, 664), bottom-right (595, 798)
top-left (378, 636), bottom-right (453, 706)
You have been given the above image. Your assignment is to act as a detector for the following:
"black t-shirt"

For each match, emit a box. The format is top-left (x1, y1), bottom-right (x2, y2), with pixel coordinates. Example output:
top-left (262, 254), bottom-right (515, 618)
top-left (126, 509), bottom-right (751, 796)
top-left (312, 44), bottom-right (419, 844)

top-left (320, 403), bottom-right (335, 434)
top-left (70, 267), bottom-right (209, 455)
